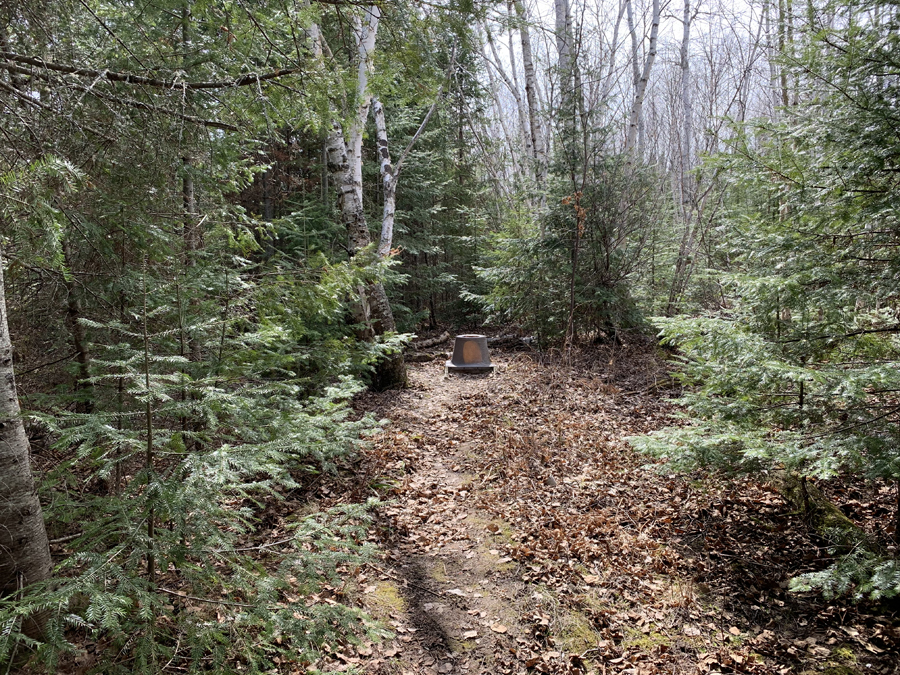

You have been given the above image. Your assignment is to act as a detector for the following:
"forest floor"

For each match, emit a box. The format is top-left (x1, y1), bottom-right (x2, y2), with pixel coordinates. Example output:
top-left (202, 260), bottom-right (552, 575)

top-left (309, 341), bottom-right (900, 675)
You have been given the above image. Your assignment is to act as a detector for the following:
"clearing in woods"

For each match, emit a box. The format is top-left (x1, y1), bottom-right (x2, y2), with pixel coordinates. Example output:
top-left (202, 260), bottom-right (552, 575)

top-left (309, 343), bottom-right (900, 675)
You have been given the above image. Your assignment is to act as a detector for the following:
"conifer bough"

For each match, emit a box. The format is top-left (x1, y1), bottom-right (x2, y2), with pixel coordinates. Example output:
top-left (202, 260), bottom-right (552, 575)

top-left (0, 51), bottom-right (300, 90)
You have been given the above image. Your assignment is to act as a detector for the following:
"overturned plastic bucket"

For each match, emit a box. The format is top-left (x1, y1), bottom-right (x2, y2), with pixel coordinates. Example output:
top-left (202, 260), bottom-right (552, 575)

top-left (445, 334), bottom-right (494, 374)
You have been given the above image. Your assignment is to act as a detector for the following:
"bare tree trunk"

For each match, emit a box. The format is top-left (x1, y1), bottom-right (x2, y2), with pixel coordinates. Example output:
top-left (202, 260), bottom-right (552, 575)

top-left (181, 2), bottom-right (201, 268)
top-left (0, 247), bottom-right (52, 642)
top-left (596, 0), bottom-right (629, 134)
top-left (483, 15), bottom-right (531, 162)
top-left (480, 44), bottom-right (526, 185)
top-left (778, 0), bottom-right (789, 107)
top-left (180, 1), bottom-right (204, 454)
top-left (513, 0), bottom-right (547, 209)
top-left (555, 0), bottom-right (575, 126)
top-left (556, 0), bottom-right (587, 199)
top-left (323, 6), bottom-right (406, 389)
top-left (62, 238), bottom-right (93, 413)
top-left (666, 0), bottom-right (695, 315)
top-left (763, 0), bottom-right (780, 116)
top-left (626, 0), bottom-right (645, 154)
top-left (625, 0), bottom-right (660, 154)
top-left (374, 99), bottom-right (397, 261)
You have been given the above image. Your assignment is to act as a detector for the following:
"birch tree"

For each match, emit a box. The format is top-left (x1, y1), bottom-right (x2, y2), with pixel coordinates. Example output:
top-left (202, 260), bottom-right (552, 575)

top-left (317, 3), bottom-right (456, 388)
top-left (513, 0), bottom-right (548, 205)
top-left (0, 246), bottom-right (52, 642)
top-left (310, 5), bottom-right (407, 389)
top-left (625, 0), bottom-right (661, 154)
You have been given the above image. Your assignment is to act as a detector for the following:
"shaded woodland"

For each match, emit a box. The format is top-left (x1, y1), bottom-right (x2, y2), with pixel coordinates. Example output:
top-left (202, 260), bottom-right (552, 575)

top-left (1, 0), bottom-right (899, 672)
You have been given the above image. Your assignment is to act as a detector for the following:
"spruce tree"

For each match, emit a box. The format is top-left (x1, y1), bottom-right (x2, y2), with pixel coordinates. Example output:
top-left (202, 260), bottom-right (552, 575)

top-left (632, 0), bottom-right (900, 600)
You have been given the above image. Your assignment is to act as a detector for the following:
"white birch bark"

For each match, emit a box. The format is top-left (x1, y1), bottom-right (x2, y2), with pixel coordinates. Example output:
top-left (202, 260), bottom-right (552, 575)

top-left (625, 0), bottom-right (660, 154)
top-left (513, 0), bottom-right (547, 199)
top-left (625, 0), bottom-right (645, 153)
top-left (347, 6), bottom-right (380, 220)
top-left (310, 6), bottom-right (405, 386)
top-left (373, 99), bottom-right (396, 260)
top-left (0, 247), bottom-right (52, 640)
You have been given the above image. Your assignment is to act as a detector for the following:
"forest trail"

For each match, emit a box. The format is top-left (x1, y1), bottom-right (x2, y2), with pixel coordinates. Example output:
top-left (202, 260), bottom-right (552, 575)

top-left (315, 345), bottom-right (900, 675)
top-left (338, 346), bottom-right (702, 674)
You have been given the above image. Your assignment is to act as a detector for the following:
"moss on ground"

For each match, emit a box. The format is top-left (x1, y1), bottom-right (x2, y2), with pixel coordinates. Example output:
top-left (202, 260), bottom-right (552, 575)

top-left (823, 666), bottom-right (864, 675)
top-left (620, 626), bottom-right (672, 652)
top-left (364, 581), bottom-right (407, 619)
top-left (557, 610), bottom-right (603, 653)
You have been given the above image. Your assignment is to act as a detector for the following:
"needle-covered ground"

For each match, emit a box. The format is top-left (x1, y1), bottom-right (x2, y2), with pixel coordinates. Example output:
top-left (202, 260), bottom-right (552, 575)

top-left (308, 341), bottom-right (900, 675)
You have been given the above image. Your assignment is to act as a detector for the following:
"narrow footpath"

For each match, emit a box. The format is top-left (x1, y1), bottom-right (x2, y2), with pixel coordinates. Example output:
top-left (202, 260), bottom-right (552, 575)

top-left (314, 345), bottom-right (899, 675)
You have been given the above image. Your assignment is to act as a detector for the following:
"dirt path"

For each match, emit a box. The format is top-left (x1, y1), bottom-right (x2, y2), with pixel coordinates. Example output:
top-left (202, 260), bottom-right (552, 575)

top-left (347, 348), bottom-right (674, 675)
top-left (320, 346), bottom-right (900, 675)
top-left (363, 358), bottom-right (544, 675)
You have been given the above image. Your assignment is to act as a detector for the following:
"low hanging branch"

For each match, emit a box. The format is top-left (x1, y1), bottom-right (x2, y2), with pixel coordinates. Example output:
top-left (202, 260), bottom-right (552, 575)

top-left (0, 51), bottom-right (299, 90)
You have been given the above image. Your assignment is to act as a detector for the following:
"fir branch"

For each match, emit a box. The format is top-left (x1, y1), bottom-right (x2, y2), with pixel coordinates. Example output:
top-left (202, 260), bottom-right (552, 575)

top-left (0, 52), bottom-right (300, 90)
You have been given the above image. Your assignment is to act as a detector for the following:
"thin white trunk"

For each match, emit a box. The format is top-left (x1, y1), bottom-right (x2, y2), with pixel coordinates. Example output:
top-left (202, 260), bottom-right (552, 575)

top-left (599, 0), bottom-right (628, 106)
top-left (513, 0), bottom-right (547, 199)
top-left (348, 5), bottom-right (380, 216)
top-left (625, 0), bottom-right (644, 152)
top-left (555, 0), bottom-right (573, 99)
top-left (504, 8), bottom-right (534, 160)
top-left (680, 0), bottom-right (693, 208)
top-left (625, 0), bottom-right (660, 154)
top-left (481, 24), bottom-right (531, 165)
top-left (311, 6), bottom-right (405, 386)
top-left (481, 52), bottom-right (526, 186)
top-left (667, 0), bottom-right (696, 315)
top-left (373, 99), bottom-right (396, 259)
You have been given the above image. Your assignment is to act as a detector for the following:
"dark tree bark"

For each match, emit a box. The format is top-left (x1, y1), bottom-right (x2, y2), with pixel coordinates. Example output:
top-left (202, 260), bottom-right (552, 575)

top-left (62, 238), bottom-right (93, 413)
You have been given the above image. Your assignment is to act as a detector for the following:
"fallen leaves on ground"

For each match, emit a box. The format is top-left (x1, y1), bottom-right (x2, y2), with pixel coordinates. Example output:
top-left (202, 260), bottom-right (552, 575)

top-left (312, 341), bottom-right (900, 675)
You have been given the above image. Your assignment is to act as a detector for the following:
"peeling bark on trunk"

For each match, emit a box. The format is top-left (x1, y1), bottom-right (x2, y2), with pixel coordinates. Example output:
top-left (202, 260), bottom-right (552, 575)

top-left (325, 123), bottom-right (372, 332)
top-left (321, 6), bottom-right (406, 389)
top-left (0, 248), bottom-right (52, 642)
top-left (373, 99), bottom-right (396, 261)
top-left (369, 98), bottom-right (406, 389)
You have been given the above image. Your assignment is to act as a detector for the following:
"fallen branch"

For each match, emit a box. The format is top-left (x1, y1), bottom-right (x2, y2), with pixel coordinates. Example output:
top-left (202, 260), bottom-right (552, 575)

top-left (158, 587), bottom-right (255, 608)
top-left (411, 331), bottom-right (449, 349)
top-left (49, 531), bottom-right (83, 545)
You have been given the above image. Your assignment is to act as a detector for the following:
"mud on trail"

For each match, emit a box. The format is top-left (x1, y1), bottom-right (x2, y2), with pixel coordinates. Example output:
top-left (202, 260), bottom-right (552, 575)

top-left (316, 346), bottom-right (900, 675)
